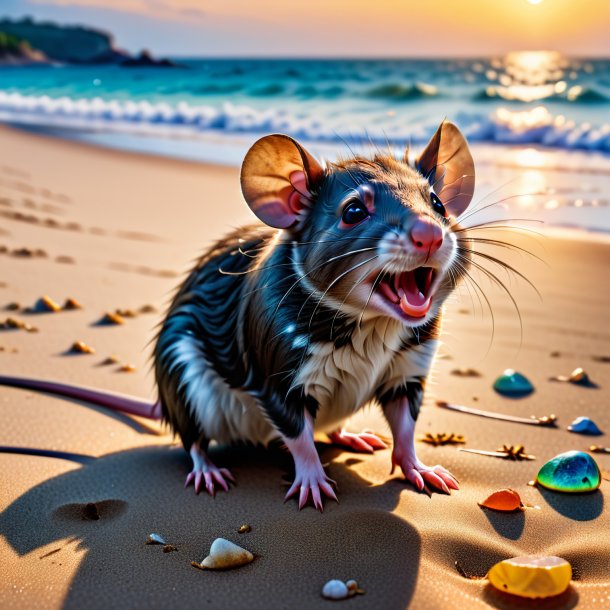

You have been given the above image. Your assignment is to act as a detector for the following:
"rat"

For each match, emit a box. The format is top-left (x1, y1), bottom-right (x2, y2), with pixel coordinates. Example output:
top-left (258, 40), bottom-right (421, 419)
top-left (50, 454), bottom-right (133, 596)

top-left (0, 120), bottom-right (475, 511)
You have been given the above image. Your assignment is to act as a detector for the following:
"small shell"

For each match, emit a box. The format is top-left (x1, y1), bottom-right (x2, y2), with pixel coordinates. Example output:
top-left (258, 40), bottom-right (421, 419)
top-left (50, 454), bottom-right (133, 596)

top-left (451, 367), bottom-right (482, 377)
top-left (198, 538), bottom-right (254, 570)
top-left (589, 445), bottom-right (610, 454)
top-left (5, 302), bottom-right (20, 311)
top-left (99, 312), bottom-right (124, 325)
top-left (550, 367), bottom-right (593, 386)
top-left (31, 295), bottom-right (61, 313)
top-left (478, 488), bottom-right (523, 512)
top-left (145, 533), bottom-right (166, 545)
top-left (118, 363), bottom-right (136, 373)
top-left (70, 340), bottom-right (96, 354)
top-left (237, 524), bottom-right (251, 534)
top-left (567, 367), bottom-right (588, 383)
top-left (4, 317), bottom-right (22, 329)
top-left (63, 297), bottom-right (82, 310)
top-left (345, 580), bottom-right (358, 592)
top-left (345, 580), bottom-right (364, 595)
top-left (115, 308), bottom-right (137, 318)
top-left (139, 304), bottom-right (157, 314)
top-left (1, 317), bottom-right (38, 332)
top-left (321, 580), bottom-right (349, 600)
top-left (100, 355), bottom-right (120, 365)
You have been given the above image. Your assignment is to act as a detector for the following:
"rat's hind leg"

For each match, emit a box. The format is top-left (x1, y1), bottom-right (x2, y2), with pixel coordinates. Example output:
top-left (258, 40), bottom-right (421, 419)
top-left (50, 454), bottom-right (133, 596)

top-left (328, 428), bottom-right (388, 453)
top-left (283, 414), bottom-right (338, 511)
top-left (185, 434), bottom-right (236, 496)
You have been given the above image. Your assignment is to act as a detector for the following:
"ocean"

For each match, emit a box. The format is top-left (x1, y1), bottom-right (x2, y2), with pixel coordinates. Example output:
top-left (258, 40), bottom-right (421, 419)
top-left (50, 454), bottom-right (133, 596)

top-left (1, 52), bottom-right (609, 234)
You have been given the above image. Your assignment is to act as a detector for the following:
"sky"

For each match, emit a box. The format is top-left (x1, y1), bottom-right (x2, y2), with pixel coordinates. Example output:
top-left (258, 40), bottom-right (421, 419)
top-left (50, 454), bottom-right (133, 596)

top-left (1, 0), bottom-right (609, 57)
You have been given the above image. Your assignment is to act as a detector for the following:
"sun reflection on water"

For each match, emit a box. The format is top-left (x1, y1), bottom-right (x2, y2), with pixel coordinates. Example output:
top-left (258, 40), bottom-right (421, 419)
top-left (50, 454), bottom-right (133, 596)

top-left (484, 51), bottom-right (587, 103)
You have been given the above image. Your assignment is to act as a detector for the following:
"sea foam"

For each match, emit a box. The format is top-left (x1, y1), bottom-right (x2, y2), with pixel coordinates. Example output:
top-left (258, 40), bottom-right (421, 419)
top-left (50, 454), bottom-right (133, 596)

top-left (1, 91), bottom-right (610, 153)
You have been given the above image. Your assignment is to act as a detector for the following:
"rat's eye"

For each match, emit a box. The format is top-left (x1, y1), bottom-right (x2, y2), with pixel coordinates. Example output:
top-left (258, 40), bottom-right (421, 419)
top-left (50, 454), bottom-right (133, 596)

top-left (341, 199), bottom-right (370, 225)
top-left (430, 192), bottom-right (447, 217)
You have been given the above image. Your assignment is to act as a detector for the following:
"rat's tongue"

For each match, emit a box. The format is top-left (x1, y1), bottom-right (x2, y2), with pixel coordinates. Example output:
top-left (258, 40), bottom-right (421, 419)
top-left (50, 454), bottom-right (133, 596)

top-left (397, 270), bottom-right (432, 318)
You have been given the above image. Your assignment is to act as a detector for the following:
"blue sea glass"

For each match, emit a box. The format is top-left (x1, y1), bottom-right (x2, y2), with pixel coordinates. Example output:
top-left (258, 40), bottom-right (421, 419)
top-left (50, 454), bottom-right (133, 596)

top-left (493, 369), bottom-right (534, 397)
top-left (568, 417), bottom-right (603, 435)
top-left (536, 450), bottom-right (601, 493)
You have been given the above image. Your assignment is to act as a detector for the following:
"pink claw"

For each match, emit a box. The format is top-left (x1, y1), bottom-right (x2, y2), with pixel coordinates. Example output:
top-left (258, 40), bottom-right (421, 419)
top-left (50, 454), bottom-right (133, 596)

top-left (393, 453), bottom-right (459, 495)
top-left (328, 429), bottom-right (388, 453)
top-left (185, 445), bottom-right (235, 497)
top-left (283, 414), bottom-right (340, 512)
top-left (284, 472), bottom-right (338, 511)
top-left (384, 396), bottom-right (459, 497)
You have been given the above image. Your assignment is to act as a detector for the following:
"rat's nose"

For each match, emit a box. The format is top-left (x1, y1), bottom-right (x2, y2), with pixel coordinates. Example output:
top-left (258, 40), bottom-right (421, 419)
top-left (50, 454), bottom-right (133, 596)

top-left (409, 218), bottom-right (443, 254)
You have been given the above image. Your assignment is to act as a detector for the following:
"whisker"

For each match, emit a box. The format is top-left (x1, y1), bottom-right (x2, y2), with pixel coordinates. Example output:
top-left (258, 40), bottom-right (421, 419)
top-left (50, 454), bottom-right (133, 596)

top-left (307, 254), bottom-right (380, 335)
top-left (458, 247), bottom-right (542, 301)
top-left (457, 237), bottom-right (547, 265)
top-left (273, 247), bottom-right (379, 316)
top-left (454, 219), bottom-right (544, 234)
top-left (239, 234), bottom-right (388, 258)
top-left (457, 253), bottom-right (524, 353)
top-left (329, 263), bottom-right (383, 340)
top-left (219, 258), bottom-right (296, 276)
top-left (460, 176), bottom-right (522, 215)
top-left (357, 263), bottom-right (389, 329)
top-left (454, 193), bottom-right (545, 227)
top-left (452, 257), bottom-right (496, 356)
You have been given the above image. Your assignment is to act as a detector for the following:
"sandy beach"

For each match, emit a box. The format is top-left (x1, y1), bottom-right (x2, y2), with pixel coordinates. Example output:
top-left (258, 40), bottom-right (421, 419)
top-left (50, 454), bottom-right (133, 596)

top-left (0, 125), bottom-right (609, 609)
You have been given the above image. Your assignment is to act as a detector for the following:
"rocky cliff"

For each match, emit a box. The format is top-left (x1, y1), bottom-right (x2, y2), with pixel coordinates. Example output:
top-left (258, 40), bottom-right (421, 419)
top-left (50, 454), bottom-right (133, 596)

top-left (0, 17), bottom-right (174, 66)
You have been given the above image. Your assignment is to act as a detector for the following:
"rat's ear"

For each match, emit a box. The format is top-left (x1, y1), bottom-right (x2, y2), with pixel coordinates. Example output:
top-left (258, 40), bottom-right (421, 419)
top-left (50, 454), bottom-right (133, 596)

top-left (240, 134), bottom-right (324, 229)
top-left (415, 121), bottom-right (475, 218)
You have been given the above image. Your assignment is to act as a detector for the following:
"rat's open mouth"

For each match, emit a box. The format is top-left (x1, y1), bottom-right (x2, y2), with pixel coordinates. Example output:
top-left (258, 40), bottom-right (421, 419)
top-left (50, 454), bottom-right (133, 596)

top-left (377, 267), bottom-right (436, 318)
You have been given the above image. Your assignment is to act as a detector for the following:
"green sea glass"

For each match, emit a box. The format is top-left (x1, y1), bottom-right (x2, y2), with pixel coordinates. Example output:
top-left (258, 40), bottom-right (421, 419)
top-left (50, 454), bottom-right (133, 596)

top-left (536, 450), bottom-right (601, 493)
top-left (493, 369), bottom-right (534, 397)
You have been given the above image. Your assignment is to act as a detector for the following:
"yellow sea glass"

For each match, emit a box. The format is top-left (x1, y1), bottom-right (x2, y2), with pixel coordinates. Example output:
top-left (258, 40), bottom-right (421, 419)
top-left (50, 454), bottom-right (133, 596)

top-left (488, 555), bottom-right (571, 599)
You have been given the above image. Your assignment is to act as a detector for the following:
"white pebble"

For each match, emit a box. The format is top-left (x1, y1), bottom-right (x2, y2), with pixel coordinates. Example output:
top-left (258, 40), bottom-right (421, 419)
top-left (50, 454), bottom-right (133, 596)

top-left (321, 579), bottom-right (349, 600)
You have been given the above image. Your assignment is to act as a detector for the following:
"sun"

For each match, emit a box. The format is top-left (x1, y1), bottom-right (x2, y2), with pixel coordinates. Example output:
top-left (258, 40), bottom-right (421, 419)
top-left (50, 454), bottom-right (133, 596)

top-left (526, 0), bottom-right (544, 4)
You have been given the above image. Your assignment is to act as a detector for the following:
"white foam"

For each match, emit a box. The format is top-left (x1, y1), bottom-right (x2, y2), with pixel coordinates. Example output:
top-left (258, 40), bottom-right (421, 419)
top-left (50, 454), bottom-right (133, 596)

top-left (2, 91), bottom-right (610, 154)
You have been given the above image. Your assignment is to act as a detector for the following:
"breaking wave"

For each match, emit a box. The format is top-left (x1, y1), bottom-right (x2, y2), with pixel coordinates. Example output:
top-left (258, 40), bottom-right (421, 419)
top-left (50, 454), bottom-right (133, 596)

top-left (1, 91), bottom-right (610, 153)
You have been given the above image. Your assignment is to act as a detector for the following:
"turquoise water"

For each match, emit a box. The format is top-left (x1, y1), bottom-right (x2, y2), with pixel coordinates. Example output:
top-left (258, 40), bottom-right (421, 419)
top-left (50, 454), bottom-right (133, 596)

top-left (0, 55), bottom-right (609, 151)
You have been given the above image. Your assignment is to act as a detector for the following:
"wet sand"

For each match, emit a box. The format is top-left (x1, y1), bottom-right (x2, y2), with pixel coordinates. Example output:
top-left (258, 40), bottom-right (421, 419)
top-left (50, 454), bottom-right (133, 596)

top-left (0, 125), bottom-right (608, 609)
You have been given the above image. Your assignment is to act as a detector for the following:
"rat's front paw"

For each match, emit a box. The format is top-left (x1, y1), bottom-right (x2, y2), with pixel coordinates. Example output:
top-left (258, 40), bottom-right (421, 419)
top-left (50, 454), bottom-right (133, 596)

top-left (284, 465), bottom-right (338, 511)
top-left (186, 444), bottom-right (236, 496)
top-left (391, 452), bottom-right (459, 494)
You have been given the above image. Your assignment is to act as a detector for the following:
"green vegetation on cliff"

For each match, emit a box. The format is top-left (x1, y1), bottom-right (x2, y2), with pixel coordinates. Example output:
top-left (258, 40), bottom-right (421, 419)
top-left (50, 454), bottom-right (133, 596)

top-left (0, 30), bottom-right (47, 63)
top-left (0, 31), bottom-right (26, 54)
top-left (0, 17), bottom-right (125, 63)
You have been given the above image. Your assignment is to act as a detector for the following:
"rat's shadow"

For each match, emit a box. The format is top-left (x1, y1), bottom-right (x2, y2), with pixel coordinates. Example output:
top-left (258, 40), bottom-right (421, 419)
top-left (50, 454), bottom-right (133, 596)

top-left (0, 443), bottom-right (420, 610)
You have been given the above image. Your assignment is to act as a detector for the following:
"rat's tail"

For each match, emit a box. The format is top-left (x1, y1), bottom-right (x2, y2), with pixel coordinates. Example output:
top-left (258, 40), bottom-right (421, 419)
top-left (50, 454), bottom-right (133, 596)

top-left (0, 375), bottom-right (162, 420)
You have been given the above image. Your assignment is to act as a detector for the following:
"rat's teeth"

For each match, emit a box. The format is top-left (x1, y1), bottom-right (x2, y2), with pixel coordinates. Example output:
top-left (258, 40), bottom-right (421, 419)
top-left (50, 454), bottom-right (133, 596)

top-left (419, 291), bottom-right (425, 300)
